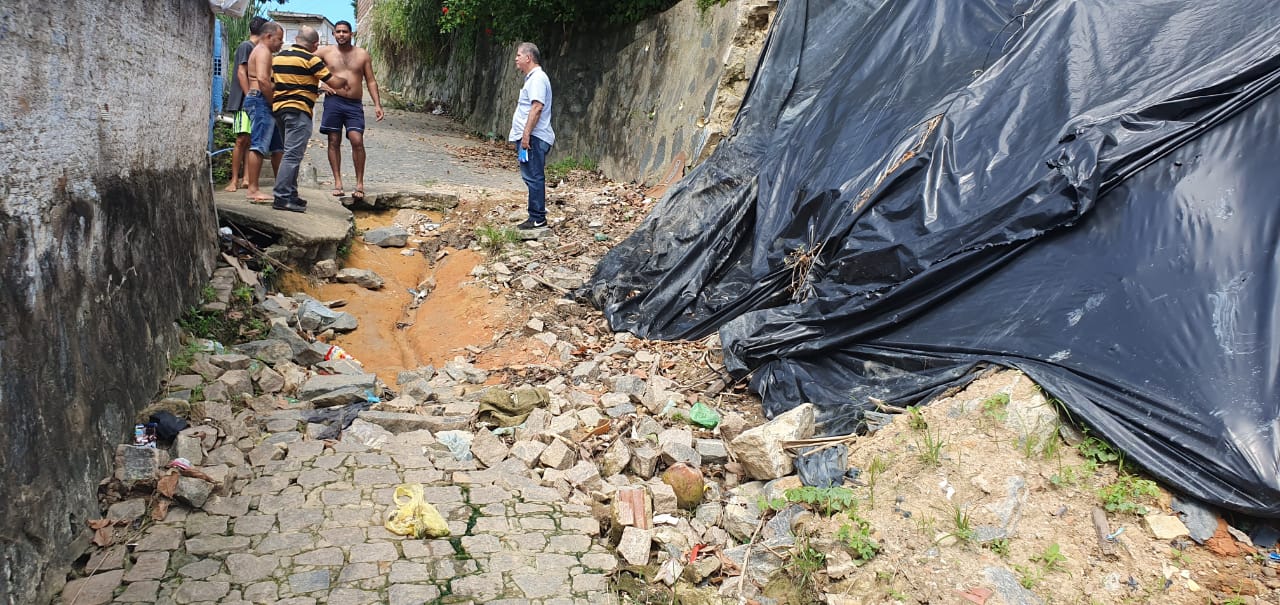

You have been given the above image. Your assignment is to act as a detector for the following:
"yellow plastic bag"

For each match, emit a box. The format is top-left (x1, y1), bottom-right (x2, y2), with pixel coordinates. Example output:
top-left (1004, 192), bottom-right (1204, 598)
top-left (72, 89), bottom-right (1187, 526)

top-left (384, 484), bottom-right (450, 538)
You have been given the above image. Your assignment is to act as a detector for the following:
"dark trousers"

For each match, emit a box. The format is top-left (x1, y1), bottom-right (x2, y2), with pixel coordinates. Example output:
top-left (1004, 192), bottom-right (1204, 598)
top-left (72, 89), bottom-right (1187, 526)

top-left (516, 136), bottom-right (551, 222)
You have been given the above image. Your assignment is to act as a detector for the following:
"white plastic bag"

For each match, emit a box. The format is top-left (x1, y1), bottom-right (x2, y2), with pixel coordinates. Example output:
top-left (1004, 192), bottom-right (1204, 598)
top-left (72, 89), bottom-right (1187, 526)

top-left (208, 0), bottom-right (251, 16)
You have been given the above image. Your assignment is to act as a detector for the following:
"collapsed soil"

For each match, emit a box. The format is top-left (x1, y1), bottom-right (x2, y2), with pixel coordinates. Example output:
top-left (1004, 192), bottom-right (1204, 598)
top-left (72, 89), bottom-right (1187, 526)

top-left (280, 164), bottom-right (1272, 604)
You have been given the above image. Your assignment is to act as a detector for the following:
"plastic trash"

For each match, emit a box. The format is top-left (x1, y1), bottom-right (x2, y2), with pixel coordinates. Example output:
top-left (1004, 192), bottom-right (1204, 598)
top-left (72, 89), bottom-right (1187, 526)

top-left (435, 431), bottom-right (474, 462)
top-left (794, 444), bottom-right (848, 488)
top-left (384, 484), bottom-right (450, 538)
top-left (149, 411), bottom-right (188, 443)
top-left (688, 401), bottom-right (721, 429)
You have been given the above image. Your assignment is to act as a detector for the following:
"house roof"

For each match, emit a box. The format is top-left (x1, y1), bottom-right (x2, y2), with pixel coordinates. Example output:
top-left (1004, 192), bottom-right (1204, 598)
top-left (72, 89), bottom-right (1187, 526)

top-left (267, 11), bottom-right (335, 28)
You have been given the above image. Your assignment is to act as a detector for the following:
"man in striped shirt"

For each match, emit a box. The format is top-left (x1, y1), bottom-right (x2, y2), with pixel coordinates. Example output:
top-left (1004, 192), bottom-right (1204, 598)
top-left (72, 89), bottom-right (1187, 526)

top-left (270, 26), bottom-right (346, 213)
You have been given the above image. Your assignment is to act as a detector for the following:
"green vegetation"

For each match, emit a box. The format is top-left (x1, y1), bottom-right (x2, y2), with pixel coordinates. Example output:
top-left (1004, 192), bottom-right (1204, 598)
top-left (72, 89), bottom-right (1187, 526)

top-left (1077, 434), bottom-right (1121, 466)
top-left (907, 405), bottom-right (927, 430)
top-left (837, 516), bottom-right (880, 561)
top-left (783, 486), bottom-right (857, 517)
top-left (1098, 474), bottom-right (1159, 514)
top-left (546, 156), bottom-right (599, 182)
top-left (369, 0), bottom-right (689, 73)
top-left (948, 502), bottom-right (975, 543)
top-left (918, 427), bottom-right (945, 466)
top-left (475, 224), bottom-right (521, 254)
top-left (984, 537), bottom-right (1011, 557)
top-left (785, 537), bottom-right (827, 593)
top-left (168, 340), bottom-right (204, 374)
top-left (1015, 542), bottom-right (1068, 589)
top-left (865, 455), bottom-right (888, 506)
top-left (696, 0), bottom-right (732, 14)
top-left (980, 392), bottom-right (1010, 422)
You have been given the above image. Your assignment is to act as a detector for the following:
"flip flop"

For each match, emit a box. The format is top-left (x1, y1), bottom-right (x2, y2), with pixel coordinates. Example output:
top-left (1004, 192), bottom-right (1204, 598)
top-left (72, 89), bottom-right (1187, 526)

top-left (246, 193), bottom-right (272, 203)
top-left (331, 188), bottom-right (345, 197)
top-left (352, 189), bottom-right (365, 202)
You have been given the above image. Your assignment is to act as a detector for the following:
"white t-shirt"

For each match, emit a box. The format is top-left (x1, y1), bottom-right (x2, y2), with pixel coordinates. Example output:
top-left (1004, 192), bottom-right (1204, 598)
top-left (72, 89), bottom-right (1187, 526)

top-left (509, 66), bottom-right (555, 145)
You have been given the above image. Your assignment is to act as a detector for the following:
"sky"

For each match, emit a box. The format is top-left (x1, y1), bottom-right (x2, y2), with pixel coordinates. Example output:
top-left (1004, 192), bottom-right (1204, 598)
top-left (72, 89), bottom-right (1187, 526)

top-left (263, 0), bottom-right (356, 29)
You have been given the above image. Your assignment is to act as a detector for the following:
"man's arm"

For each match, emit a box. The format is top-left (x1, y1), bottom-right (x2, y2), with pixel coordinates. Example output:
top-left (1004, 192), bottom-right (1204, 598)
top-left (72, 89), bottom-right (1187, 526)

top-left (236, 63), bottom-right (249, 97)
top-left (361, 51), bottom-right (384, 121)
top-left (250, 50), bottom-right (274, 101)
top-left (521, 101), bottom-right (544, 149)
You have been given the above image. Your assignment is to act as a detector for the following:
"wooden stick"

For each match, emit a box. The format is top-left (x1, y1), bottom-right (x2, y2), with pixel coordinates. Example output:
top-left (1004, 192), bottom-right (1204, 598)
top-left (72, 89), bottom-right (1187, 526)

top-left (1092, 507), bottom-right (1117, 557)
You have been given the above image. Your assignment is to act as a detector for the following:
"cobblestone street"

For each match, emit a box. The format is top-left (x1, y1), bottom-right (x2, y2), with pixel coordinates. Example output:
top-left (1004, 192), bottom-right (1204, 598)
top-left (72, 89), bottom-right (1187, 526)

top-left (67, 409), bottom-right (618, 605)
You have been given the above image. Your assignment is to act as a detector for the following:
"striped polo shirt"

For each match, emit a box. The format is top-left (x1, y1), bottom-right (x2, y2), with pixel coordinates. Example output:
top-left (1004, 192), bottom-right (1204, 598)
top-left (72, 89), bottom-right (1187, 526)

top-left (271, 45), bottom-right (333, 116)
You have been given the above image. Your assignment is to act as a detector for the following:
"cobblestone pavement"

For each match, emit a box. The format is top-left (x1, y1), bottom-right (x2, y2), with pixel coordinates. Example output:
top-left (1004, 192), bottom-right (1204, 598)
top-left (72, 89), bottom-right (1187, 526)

top-left (65, 413), bottom-right (619, 605)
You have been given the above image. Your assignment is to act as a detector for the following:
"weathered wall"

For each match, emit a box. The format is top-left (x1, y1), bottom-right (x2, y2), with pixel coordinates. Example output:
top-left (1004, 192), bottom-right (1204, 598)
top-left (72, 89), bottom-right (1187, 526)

top-left (372, 0), bottom-right (774, 184)
top-left (0, 1), bottom-right (217, 603)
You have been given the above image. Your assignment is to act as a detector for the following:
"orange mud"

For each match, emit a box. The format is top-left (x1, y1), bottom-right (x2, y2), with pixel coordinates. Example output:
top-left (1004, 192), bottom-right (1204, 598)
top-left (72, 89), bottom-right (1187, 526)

top-left (285, 211), bottom-right (543, 386)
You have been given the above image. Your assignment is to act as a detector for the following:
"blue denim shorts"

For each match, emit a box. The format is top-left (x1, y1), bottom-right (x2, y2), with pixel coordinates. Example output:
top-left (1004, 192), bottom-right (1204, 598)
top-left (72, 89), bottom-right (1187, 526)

top-left (244, 92), bottom-right (283, 155)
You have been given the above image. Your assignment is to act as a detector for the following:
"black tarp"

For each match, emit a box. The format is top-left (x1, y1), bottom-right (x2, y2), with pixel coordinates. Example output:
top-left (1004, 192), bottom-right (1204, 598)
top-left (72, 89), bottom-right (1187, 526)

top-left (585, 0), bottom-right (1280, 516)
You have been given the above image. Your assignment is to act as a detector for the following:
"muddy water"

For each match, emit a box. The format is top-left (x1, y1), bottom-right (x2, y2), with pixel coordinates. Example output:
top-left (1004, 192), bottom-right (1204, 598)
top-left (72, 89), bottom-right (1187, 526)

top-left (287, 212), bottom-right (508, 386)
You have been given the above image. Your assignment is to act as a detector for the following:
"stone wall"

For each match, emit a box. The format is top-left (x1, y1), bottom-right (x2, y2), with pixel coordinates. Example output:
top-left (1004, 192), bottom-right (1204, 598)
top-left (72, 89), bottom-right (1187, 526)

top-left (371, 0), bottom-right (775, 184)
top-left (0, 1), bottom-right (218, 603)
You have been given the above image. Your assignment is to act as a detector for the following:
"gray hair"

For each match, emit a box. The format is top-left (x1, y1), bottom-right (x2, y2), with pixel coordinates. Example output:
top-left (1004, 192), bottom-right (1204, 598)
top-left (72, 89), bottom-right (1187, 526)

top-left (260, 21), bottom-right (282, 36)
top-left (296, 25), bottom-right (319, 46)
top-left (518, 42), bottom-right (541, 65)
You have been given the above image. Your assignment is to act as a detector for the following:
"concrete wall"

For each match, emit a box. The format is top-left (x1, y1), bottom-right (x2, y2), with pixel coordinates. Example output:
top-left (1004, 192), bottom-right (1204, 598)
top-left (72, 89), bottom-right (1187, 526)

top-left (0, 1), bottom-right (218, 603)
top-left (371, 0), bottom-right (774, 184)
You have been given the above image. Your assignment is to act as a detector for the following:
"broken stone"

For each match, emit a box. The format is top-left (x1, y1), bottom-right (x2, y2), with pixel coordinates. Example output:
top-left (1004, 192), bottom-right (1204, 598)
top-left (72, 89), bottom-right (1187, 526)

top-left (629, 442), bottom-right (661, 479)
top-left (470, 428), bottom-right (509, 468)
top-left (649, 482), bottom-right (679, 515)
top-left (510, 440), bottom-right (548, 467)
top-left (363, 226), bottom-right (410, 247)
top-left (59, 569), bottom-right (124, 605)
top-left (300, 373), bottom-right (377, 407)
top-left (723, 538), bottom-right (791, 579)
top-left (564, 460), bottom-right (603, 490)
top-left (297, 299), bottom-right (342, 333)
top-left (617, 527), bottom-right (654, 566)
top-left (660, 442), bottom-right (702, 467)
top-left (336, 268), bottom-right (385, 290)
top-left (344, 419), bottom-right (393, 449)
top-left (254, 366), bottom-right (285, 393)
top-left (730, 403), bottom-right (815, 480)
top-left (116, 445), bottom-right (164, 482)
top-left (357, 411), bottom-right (438, 434)
top-left (106, 498), bottom-right (148, 523)
top-left (694, 439), bottom-right (730, 465)
top-left (640, 375), bottom-right (679, 414)
top-left (601, 439), bottom-right (632, 477)
top-left (235, 339), bottom-right (295, 365)
top-left (312, 259), bottom-right (339, 279)
top-left (328, 312), bottom-right (359, 333)
top-left (210, 353), bottom-right (252, 371)
top-left (718, 411), bottom-right (748, 442)
top-left (442, 358), bottom-right (489, 383)
top-left (1145, 514), bottom-right (1191, 540)
top-left (176, 425), bottom-right (208, 459)
top-left (218, 369), bottom-right (254, 400)
top-left (539, 439), bottom-right (577, 470)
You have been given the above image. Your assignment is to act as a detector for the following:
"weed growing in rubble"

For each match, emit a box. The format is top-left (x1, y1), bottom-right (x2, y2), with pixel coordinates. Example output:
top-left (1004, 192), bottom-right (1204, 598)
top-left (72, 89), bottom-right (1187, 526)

top-left (785, 536), bottom-right (827, 593)
top-left (785, 486), bottom-right (857, 517)
top-left (168, 340), bottom-right (203, 374)
top-left (1077, 434), bottom-right (1121, 465)
top-left (907, 405), bottom-right (928, 430)
top-left (1016, 542), bottom-right (1068, 589)
top-left (985, 537), bottom-right (1011, 558)
top-left (546, 156), bottom-right (599, 182)
top-left (474, 224), bottom-right (521, 254)
top-left (918, 427), bottom-right (945, 466)
top-left (1099, 474), bottom-right (1159, 514)
top-left (837, 516), bottom-right (880, 561)
top-left (949, 502), bottom-right (976, 543)
top-left (866, 455), bottom-right (889, 506)
top-left (980, 392), bottom-right (1010, 422)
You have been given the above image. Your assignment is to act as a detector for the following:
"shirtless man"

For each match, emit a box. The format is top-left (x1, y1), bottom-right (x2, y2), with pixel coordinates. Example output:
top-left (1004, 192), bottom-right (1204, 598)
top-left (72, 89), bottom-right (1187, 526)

top-left (315, 21), bottom-right (384, 202)
top-left (223, 15), bottom-right (267, 192)
top-left (242, 22), bottom-right (285, 202)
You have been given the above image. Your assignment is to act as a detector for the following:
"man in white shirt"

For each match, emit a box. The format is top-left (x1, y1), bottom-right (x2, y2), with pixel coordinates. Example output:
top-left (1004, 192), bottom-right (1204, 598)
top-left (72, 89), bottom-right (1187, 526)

top-left (508, 42), bottom-right (555, 230)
